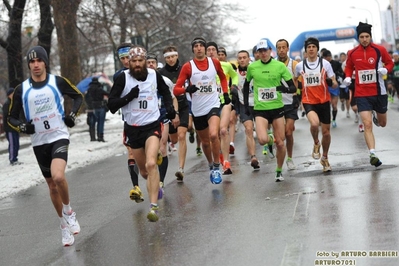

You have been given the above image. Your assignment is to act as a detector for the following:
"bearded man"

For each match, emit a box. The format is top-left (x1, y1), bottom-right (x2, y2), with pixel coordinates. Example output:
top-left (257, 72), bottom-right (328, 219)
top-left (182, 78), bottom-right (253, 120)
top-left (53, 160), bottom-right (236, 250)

top-left (107, 45), bottom-right (176, 222)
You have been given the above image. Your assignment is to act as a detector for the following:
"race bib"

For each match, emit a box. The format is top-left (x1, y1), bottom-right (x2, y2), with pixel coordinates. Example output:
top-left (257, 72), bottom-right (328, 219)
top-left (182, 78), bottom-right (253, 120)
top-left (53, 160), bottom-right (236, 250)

top-left (33, 113), bottom-right (61, 134)
top-left (358, 69), bottom-right (376, 84)
top-left (258, 87), bottom-right (277, 101)
top-left (132, 93), bottom-right (157, 111)
top-left (197, 83), bottom-right (213, 94)
top-left (304, 73), bottom-right (321, 87)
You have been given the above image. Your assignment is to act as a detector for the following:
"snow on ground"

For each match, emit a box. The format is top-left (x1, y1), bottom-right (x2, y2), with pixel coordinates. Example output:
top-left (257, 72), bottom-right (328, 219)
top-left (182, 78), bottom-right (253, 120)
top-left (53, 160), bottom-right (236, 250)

top-left (0, 112), bottom-right (127, 200)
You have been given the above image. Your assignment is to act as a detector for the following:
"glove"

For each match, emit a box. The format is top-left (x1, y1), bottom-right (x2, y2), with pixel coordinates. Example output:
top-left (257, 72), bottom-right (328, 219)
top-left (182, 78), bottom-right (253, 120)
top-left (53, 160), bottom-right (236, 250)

top-left (223, 93), bottom-right (231, 105)
top-left (244, 104), bottom-right (251, 116)
top-left (64, 112), bottom-right (76, 128)
top-left (326, 78), bottom-right (333, 87)
top-left (377, 68), bottom-right (388, 75)
top-left (343, 77), bottom-right (352, 86)
top-left (185, 85), bottom-right (199, 94)
top-left (166, 107), bottom-right (176, 120)
top-left (20, 120), bottom-right (35, 134)
top-left (125, 85), bottom-right (140, 101)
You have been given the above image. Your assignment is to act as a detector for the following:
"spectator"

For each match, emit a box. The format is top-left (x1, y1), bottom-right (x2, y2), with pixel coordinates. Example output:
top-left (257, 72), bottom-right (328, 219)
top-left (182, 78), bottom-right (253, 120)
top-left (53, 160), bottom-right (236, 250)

top-left (87, 77), bottom-right (109, 142)
top-left (3, 88), bottom-right (22, 165)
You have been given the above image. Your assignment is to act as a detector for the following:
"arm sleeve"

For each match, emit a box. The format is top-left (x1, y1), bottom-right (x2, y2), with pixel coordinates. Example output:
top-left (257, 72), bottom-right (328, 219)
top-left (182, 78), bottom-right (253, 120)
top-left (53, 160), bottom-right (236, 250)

top-left (173, 63), bottom-right (191, 96)
top-left (107, 73), bottom-right (130, 114)
top-left (157, 72), bottom-right (174, 110)
top-left (56, 76), bottom-right (84, 114)
top-left (243, 80), bottom-right (250, 106)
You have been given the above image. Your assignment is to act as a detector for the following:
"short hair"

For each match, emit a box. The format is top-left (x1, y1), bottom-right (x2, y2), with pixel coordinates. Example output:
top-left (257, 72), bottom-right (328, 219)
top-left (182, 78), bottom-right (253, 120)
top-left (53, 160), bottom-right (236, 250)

top-left (163, 45), bottom-right (178, 54)
top-left (237, 50), bottom-right (250, 57)
top-left (276, 39), bottom-right (289, 48)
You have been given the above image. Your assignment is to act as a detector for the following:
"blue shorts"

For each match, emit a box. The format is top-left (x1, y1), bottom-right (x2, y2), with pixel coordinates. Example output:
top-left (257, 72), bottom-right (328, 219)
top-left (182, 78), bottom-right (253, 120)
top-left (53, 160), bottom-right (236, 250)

top-left (329, 87), bottom-right (340, 96)
top-left (356, 95), bottom-right (388, 113)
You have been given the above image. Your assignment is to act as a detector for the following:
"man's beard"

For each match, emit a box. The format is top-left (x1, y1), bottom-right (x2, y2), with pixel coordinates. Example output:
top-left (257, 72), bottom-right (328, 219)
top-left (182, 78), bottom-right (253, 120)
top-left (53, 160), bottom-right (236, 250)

top-left (129, 65), bottom-right (148, 81)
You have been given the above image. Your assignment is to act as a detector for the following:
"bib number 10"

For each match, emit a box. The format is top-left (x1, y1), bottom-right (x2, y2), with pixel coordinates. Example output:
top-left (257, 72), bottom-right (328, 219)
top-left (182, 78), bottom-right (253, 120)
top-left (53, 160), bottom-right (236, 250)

top-left (139, 100), bottom-right (148, 109)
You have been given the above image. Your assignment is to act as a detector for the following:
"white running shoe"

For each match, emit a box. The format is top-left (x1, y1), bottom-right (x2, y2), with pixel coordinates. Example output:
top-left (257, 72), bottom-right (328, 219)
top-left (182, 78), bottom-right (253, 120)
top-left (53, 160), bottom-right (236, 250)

top-left (354, 114), bottom-right (359, 123)
top-left (286, 159), bottom-right (296, 170)
top-left (61, 226), bottom-right (75, 246)
top-left (63, 211), bottom-right (81, 235)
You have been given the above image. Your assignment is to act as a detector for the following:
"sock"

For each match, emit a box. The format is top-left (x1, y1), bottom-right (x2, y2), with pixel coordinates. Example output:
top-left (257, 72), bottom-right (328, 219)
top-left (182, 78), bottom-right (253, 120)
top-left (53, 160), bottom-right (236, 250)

top-left (158, 156), bottom-right (168, 183)
top-left (230, 142), bottom-right (234, 147)
top-left (322, 155), bottom-right (328, 160)
top-left (332, 110), bottom-right (337, 120)
top-left (213, 163), bottom-right (220, 170)
top-left (60, 217), bottom-right (68, 228)
top-left (276, 167), bottom-right (282, 173)
top-left (62, 203), bottom-right (72, 215)
top-left (150, 203), bottom-right (158, 208)
top-left (128, 159), bottom-right (139, 187)
top-left (287, 157), bottom-right (292, 161)
top-left (370, 149), bottom-right (376, 155)
top-left (208, 163), bottom-right (213, 170)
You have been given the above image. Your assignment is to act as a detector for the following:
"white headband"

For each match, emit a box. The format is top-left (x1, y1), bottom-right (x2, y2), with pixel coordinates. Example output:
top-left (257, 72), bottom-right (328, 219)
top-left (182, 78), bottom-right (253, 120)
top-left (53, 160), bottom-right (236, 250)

top-left (163, 51), bottom-right (178, 58)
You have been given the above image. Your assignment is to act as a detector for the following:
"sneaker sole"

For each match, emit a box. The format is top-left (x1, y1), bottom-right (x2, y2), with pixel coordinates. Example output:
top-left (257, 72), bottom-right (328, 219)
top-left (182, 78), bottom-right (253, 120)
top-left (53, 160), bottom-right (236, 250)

top-left (275, 178), bottom-right (284, 182)
top-left (175, 172), bottom-right (184, 182)
top-left (147, 212), bottom-right (159, 222)
top-left (370, 158), bottom-right (382, 167)
top-left (130, 193), bottom-right (144, 203)
top-left (223, 169), bottom-right (232, 175)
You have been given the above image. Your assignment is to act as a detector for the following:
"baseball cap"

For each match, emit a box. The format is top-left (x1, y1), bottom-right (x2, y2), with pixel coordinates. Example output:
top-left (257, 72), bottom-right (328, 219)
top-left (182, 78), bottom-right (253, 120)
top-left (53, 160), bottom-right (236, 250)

top-left (256, 39), bottom-right (270, 51)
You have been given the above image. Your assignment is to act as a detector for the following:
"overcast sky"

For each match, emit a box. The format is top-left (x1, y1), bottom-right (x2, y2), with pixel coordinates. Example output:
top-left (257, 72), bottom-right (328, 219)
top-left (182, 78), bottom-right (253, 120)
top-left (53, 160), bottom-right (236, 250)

top-left (226, 0), bottom-right (390, 56)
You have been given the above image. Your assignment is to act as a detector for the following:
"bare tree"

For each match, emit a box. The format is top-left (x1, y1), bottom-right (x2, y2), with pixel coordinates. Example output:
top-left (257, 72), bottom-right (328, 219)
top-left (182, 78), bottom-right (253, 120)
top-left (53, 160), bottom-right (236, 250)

top-left (51, 0), bottom-right (81, 113)
top-left (0, 0), bottom-right (26, 89)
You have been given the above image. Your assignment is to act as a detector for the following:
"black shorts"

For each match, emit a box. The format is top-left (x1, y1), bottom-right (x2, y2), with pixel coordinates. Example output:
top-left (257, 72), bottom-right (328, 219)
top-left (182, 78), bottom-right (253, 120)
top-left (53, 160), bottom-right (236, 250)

top-left (303, 102), bottom-right (331, 124)
top-left (33, 139), bottom-right (69, 178)
top-left (339, 87), bottom-right (350, 100)
top-left (253, 107), bottom-right (285, 124)
top-left (169, 105), bottom-right (189, 134)
top-left (239, 103), bottom-right (254, 123)
top-left (124, 121), bottom-right (162, 149)
top-left (283, 105), bottom-right (299, 120)
top-left (193, 107), bottom-right (220, 131)
top-left (356, 95), bottom-right (388, 113)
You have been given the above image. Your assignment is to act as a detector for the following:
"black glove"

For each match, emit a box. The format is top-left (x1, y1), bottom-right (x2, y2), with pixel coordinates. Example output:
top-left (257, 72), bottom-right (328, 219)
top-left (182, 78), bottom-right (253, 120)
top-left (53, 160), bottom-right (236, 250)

top-left (244, 104), bottom-right (250, 116)
top-left (292, 95), bottom-right (300, 108)
top-left (166, 107), bottom-right (176, 120)
top-left (185, 85), bottom-right (199, 94)
top-left (125, 85), bottom-right (140, 101)
top-left (64, 112), bottom-right (76, 128)
top-left (326, 78), bottom-right (333, 87)
top-left (20, 120), bottom-right (35, 134)
top-left (223, 93), bottom-right (231, 105)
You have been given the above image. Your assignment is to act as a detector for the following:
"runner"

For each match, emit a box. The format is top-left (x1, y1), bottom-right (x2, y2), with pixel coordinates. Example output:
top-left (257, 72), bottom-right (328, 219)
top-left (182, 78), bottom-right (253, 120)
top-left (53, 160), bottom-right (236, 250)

top-left (173, 37), bottom-right (230, 184)
top-left (243, 39), bottom-right (297, 181)
top-left (343, 22), bottom-right (394, 167)
top-left (294, 37), bottom-right (338, 172)
top-left (108, 46), bottom-right (176, 222)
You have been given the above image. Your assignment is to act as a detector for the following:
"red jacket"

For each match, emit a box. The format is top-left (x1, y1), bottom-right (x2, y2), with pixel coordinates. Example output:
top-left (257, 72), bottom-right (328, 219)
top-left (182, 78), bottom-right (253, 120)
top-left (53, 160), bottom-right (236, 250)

top-left (345, 43), bottom-right (393, 97)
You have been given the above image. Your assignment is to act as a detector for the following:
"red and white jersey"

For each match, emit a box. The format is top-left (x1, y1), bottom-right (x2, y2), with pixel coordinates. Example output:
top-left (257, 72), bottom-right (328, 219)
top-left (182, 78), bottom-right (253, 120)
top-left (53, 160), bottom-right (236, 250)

top-left (189, 57), bottom-right (220, 116)
top-left (345, 43), bottom-right (394, 97)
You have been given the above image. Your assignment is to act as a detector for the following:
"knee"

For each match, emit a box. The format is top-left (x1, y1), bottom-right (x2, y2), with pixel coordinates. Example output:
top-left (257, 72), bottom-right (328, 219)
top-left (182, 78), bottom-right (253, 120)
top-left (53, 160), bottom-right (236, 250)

top-left (220, 127), bottom-right (228, 137)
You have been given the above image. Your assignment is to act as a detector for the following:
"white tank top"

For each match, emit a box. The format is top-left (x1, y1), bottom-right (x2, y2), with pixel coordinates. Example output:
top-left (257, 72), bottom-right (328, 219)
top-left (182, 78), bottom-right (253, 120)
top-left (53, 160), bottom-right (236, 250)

top-left (121, 68), bottom-right (160, 126)
top-left (22, 74), bottom-right (69, 147)
top-left (189, 57), bottom-right (220, 116)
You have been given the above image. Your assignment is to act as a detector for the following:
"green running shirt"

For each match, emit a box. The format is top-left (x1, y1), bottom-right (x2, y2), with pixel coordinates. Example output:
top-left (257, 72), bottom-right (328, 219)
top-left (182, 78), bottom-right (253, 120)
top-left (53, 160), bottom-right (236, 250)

top-left (246, 59), bottom-right (292, 110)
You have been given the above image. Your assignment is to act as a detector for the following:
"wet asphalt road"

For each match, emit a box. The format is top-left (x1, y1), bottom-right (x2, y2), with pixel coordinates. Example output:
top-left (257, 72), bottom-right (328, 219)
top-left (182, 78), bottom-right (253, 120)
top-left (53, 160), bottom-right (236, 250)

top-left (1, 104), bottom-right (399, 266)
